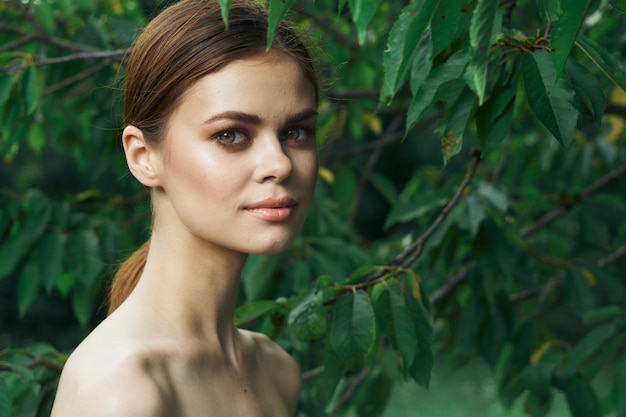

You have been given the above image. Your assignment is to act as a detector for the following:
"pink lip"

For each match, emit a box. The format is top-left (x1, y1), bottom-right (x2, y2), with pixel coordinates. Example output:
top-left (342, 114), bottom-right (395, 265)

top-left (243, 196), bottom-right (297, 221)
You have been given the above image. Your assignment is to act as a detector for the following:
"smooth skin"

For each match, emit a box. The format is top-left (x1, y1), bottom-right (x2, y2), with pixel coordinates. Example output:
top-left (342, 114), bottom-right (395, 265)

top-left (51, 51), bottom-right (318, 417)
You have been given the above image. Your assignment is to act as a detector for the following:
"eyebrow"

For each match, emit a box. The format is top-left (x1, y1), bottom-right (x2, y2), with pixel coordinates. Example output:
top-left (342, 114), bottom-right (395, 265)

top-left (202, 108), bottom-right (318, 125)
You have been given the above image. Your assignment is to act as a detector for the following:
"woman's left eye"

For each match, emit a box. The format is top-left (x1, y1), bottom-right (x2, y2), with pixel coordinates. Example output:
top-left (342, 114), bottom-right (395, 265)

top-left (281, 127), bottom-right (312, 142)
top-left (215, 130), bottom-right (246, 145)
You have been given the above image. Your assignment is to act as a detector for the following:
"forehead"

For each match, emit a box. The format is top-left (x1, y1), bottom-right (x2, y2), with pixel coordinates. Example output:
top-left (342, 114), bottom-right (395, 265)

top-left (174, 52), bottom-right (316, 121)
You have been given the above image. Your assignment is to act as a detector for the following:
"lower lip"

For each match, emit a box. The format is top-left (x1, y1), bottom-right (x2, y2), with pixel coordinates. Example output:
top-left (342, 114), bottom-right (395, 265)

top-left (244, 207), bottom-right (294, 221)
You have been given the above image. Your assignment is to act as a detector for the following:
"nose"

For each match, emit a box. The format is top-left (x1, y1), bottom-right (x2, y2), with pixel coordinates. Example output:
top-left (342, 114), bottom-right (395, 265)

top-left (253, 135), bottom-right (293, 183)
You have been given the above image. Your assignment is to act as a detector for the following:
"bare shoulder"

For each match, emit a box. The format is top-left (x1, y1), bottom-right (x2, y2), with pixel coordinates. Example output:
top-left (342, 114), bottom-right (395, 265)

top-left (245, 331), bottom-right (302, 409)
top-left (51, 335), bottom-right (169, 417)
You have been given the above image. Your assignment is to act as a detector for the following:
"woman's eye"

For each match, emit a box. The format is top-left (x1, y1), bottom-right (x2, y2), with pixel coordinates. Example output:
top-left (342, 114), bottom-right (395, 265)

top-left (282, 127), bottom-right (312, 142)
top-left (216, 130), bottom-right (246, 145)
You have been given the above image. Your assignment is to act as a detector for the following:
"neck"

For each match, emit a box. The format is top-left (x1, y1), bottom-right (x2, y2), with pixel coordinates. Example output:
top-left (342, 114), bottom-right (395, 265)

top-left (130, 228), bottom-right (248, 352)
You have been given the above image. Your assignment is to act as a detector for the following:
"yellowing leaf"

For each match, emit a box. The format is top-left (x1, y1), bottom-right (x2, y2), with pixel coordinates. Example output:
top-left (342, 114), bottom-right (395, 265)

top-left (318, 167), bottom-right (335, 184)
top-left (607, 87), bottom-right (626, 143)
top-left (363, 111), bottom-right (383, 135)
top-left (531, 340), bottom-right (558, 364)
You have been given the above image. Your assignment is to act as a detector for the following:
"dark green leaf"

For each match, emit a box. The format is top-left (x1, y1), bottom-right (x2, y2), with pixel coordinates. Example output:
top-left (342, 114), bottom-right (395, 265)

top-left (330, 291), bottom-right (377, 370)
top-left (368, 171), bottom-right (398, 205)
top-left (0, 375), bottom-right (9, 417)
top-left (613, 354), bottom-right (626, 414)
top-left (17, 262), bottom-right (41, 318)
top-left (522, 49), bottom-right (578, 146)
top-left (288, 290), bottom-right (326, 341)
top-left (234, 300), bottom-right (280, 326)
top-left (381, 0), bottom-right (440, 103)
top-left (523, 391), bottom-right (553, 417)
top-left (441, 87), bottom-right (477, 165)
top-left (523, 363), bottom-right (555, 396)
top-left (406, 49), bottom-right (470, 132)
top-left (582, 305), bottom-right (625, 324)
top-left (38, 231), bottom-right (66, 294)
top-left (562, 375), bottom-right (602, 417)
top-left (575, 35), bottom-right (626, 91)
top-left (71, 282), bottom-right (95, 327)
top-left (468, 0), bottom-right (499, 104)
top-left (266, 0), bottom-right (295, 51)
top-left (430, 0), bottom-right (471, 57)
top-left (384, 194), bottom-right (447, 229)
top-left (349, 0), bottom-right (383, 45)
top-left (371, 283), bottom-right (417, 371)
top-left (540, 0), bottom-right (563, 21)
top-left (0, 72), bottom-right (15, 108)
top-left (24, 65), bottom-right (41, 116)
top-left (401, 274), bottom-right (433, 388)
top-left (550, 0), bottom-right (591, 78)
top-left (241, 253), bottom-right (281, 300)
top-left (565, 57), bottom-right (607, 123)
top-left (565, 323), bottom-right (615, 376)
top-left (0, 190), bottom-right (51, 279)
top-left (409, 34), bottom-right (433, 95)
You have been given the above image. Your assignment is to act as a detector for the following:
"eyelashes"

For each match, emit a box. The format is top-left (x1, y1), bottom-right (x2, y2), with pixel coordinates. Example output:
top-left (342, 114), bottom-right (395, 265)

top-left (211, 125), bottom-right (317, 150)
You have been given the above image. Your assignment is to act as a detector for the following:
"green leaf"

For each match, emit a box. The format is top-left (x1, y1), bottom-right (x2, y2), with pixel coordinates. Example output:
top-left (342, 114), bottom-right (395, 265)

top-left (477, 182), bottom-right (509, 212)
top-left (0, 374), bottom-right (9, 417)
top-left (78, 230), bottom-right (103, 287)
top-left (575, 35), bottom-right (626, 91)
top-left (38, 231), bottom-right (66, 294)
top-left (242, 253), bottom-right (281, 300)
top-left (218, 0), bottom-right (233, 29)
top-left (71, 282), bottom-right (95, 327)
top-left (430, 0), bottom-right (471, 57)
top-left (409, 34), bottom-right (433, 95)
top-left (371, 283), bottom-right (417, 372)
top-left (330, 291), bottom-right (377, 370)
top-left (550, 0), bottom-right (591, 78)
top-left (540, 0), bottom-right (563, 21)
top-left (288, 290), bottom-right (327, 341)
top-left (565, 323), bottom-right (615, 375)
top-left (0, 72), bottom-right (15, 108)
top-left (522, 363), bottom-right (555, 396)
top-left (441, 87), bottom-right (477, 165)
top-left (401, 274), bottom-right (433, 388)
top-left (349, 0), bottom-right (383, 45)
top-left (468, 0), bottom-right (499, 105)
top-left (234, 300), bottom-right (280, 326)
top-left (562, 375), bottom-right (602, 417)
top-left (522, 49), bottom-right (578, 146)
top-left (406, 49), bottom-right (470, 132)
top-left (0, 190), bottom-right (51, 279)
top-left (27, 121), bottom-right (46, 154)
top-left (613, 354), bottom-right (626, 414)
top-left (266, 0), bottom-right (295, 51)
top-left (565, 57), bottom-right (607, 123)
top-left (384, 194), bottom-right (447, 229)
top-left (24, 65), bottom-right (41, 116)
top-left (17, 261), bottom-right (41, 318)
top-left (381, 0), bottom-right (440, 104)
top-left (368, 171), bottom-right (398, 205)
top-left (523, 391), bottom-right (553, 417)
top-left (33, 0), bottom-right (56, 34)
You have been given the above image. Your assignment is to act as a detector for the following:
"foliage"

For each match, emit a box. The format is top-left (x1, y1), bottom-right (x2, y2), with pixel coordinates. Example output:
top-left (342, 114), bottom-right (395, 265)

top-left (1, 0), bottom-right (626, 416)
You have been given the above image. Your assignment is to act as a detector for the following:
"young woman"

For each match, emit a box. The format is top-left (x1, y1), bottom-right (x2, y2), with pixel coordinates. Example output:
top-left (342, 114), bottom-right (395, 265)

top-left (50, 1), bottom-right (319, 415)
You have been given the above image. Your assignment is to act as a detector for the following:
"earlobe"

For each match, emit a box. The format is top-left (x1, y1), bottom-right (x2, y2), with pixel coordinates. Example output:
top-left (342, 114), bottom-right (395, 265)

top-left (122, 125), bottom-right (162, 188)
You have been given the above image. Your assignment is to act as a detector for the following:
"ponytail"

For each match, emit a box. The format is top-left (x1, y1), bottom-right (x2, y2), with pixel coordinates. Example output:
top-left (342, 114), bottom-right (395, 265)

top-left (108, 240), bottom-right (150, 314)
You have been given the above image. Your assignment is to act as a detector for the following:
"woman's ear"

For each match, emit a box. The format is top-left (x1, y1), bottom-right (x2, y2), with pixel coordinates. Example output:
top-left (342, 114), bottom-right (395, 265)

top-left (122, 125), bottom-right (162, 188)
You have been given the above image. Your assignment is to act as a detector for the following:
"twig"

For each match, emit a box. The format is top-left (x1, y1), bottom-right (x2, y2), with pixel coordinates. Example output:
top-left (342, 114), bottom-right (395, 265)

top-left (302, 365), bottom-right (324, 381)
top-left (0, 23), bottom-right (98, 53)
top-left (0, 357), bottom-right (64, 373)
top-left (520, 163), bottom-right (626, 238)
top-left (363, 148), bottom-right (482, 283)
top-left (42, 60), bottom-right (113, 96)
top-left (347, 115), bottom-right (404, 230)
top-left (429, 262), bottom-right (476, 305)
top-left (326, 367), bottom-right (370, 417)
top-left (598, 244), bottom-right (626, 267)
top-left (393, 148), bottom-right (482, 268)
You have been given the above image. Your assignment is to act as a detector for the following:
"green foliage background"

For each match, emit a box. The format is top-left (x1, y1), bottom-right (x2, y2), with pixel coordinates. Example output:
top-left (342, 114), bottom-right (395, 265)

top-left (1, 0), bottom-right (626, 416)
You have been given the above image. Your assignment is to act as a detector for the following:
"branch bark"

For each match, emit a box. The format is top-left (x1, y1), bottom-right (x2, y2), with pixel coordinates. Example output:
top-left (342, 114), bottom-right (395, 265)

top-left (520, 163), bottom-right (626, 238)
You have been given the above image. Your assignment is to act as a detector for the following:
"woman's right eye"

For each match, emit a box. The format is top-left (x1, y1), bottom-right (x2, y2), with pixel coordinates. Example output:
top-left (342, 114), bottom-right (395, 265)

top-left (215, 130), bottom-right (246, 145)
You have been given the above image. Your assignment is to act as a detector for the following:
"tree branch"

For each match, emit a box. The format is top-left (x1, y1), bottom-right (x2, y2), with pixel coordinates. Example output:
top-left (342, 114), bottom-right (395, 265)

top-left (598, 244), bottom-right (626, 267)
top-left (326, 367), bottom-right (370, 417)
top-left (42, 60), bottom-right (113, 96)
top-left (520, 163), bottom-right (626, 238)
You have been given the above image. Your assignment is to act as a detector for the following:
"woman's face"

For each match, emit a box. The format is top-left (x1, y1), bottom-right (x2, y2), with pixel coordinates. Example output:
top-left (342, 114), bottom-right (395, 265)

top-left (151, 52), bottom-right (318, 254)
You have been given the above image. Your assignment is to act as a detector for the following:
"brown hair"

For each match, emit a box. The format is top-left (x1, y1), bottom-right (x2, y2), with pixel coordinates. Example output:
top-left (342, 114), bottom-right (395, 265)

top-left (108, 0), bottom-right (319, 314)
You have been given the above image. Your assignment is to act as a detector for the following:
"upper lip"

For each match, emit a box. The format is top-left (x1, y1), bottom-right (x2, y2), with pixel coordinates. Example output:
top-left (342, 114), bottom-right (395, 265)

top-left (243, 196), bottom-right (297, 209)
